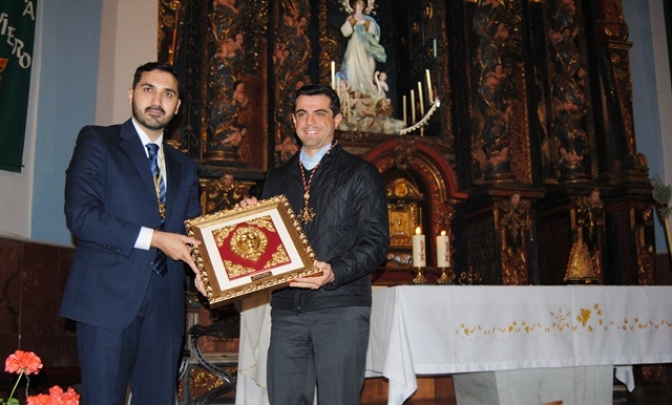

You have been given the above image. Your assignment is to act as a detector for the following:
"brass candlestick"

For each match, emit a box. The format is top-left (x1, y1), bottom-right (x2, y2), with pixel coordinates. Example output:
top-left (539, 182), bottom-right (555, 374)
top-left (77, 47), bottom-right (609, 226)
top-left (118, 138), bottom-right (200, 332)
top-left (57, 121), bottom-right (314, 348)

top-left (413, 266), bottom-right (427, 284)
top-left (437, 263), bottom-right (455, 284)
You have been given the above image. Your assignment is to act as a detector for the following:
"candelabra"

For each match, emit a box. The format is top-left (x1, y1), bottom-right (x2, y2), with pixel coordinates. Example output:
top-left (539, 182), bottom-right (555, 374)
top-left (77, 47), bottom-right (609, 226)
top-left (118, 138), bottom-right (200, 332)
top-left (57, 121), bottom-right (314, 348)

top-left (398, 98), bottom-right (441, 136)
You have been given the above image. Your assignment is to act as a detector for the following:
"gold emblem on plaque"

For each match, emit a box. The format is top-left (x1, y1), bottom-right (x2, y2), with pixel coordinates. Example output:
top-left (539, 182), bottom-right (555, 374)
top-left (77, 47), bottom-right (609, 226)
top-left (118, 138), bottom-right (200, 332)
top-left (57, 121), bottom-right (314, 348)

top-left (223, 260), bottom-right (258, 278)
top-left (265, 245), bottom-right (290, 268)
top-left (230, 226), bottom-right (268, 260)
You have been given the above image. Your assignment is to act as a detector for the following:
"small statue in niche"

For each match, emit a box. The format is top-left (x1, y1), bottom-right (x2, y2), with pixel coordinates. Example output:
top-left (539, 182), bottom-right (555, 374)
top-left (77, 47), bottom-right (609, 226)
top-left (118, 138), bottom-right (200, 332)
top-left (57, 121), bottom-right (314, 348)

top-left (497, 192), bottom-right (531, 285)
top-left (205, 171), bottom-right (249, 213)
top-left (572, 188), bottom-right (604, 281)
top-left (574, 189), bottom-right (603, 242)
top-left (498, 192), bottom-right (529, 246)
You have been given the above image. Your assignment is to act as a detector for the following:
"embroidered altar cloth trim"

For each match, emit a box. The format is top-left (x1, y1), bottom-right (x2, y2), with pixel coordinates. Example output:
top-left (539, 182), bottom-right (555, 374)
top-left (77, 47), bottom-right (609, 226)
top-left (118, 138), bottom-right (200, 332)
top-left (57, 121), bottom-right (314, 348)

top-left (365, 285), bottom-right (672, 404)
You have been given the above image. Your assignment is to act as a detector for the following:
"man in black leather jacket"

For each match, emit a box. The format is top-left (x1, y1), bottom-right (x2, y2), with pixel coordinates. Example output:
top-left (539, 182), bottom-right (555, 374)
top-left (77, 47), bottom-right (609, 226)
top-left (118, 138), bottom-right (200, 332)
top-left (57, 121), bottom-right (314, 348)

top-left (242, 84), bottom-right (389, 405)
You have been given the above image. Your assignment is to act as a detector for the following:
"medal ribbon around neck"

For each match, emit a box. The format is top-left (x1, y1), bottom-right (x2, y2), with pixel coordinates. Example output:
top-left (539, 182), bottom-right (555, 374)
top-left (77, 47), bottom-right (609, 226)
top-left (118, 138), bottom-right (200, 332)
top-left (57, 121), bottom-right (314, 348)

top-left (298, 141), bottom-right (338, 224)
top-left (153, 174), bottom-right (166, 219)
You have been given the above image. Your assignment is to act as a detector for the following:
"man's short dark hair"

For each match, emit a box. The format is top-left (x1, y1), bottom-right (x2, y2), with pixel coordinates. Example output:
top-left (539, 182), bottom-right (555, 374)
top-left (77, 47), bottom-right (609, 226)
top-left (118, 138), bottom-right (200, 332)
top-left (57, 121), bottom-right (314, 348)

top-left (132, 62), bottom-right (180, 95)
top-left (292, 84), bottom-right (341, 116)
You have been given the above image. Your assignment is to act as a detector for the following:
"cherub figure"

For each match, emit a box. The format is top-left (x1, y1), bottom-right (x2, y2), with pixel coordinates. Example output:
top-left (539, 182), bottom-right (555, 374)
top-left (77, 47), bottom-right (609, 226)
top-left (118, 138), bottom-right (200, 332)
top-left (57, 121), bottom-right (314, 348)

top-left (374, 71), bottom-right (389, 96)
top-left (206, 171), bottom-right (248, 212)
top-left (273, 43), bottom-right (289, 66)
top-left (213, 0), bottom-right (239, 14)
top-left (215, 32), bottom-right (244, 59)
top-left (231, 81), bottom-right (249, 107)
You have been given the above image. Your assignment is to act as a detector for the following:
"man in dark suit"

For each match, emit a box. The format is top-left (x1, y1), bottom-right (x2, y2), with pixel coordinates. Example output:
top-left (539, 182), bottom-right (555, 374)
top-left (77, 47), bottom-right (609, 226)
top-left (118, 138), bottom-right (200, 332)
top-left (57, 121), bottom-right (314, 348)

top-left (60, 62), bottom-right (206, 405)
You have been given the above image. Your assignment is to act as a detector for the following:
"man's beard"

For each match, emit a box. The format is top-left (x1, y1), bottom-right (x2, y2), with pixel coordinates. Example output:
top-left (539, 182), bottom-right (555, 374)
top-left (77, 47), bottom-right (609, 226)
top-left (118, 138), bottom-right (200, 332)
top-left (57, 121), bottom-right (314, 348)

top-left (132, 102), bottom-right (171, 131)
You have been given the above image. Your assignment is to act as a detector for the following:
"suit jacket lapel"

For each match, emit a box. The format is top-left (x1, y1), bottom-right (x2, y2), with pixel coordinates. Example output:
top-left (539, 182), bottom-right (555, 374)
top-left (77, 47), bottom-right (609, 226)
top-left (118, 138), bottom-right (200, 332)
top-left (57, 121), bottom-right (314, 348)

top-left (118, 119), bottom-right (156, 203)
top-left (163, 142), bottom-right (183, 220)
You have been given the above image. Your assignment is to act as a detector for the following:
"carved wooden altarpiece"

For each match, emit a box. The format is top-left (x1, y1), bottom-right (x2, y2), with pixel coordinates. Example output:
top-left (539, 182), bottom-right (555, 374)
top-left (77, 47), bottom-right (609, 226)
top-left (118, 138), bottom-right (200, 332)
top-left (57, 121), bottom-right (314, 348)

top-left (159, 0), bottom-right (667, 393)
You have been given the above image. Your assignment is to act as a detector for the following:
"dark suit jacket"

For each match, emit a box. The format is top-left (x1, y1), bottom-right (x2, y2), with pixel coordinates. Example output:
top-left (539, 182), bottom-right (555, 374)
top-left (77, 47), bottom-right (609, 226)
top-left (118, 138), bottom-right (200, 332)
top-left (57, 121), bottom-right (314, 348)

top-left (59, 119), bottom-right (201, 336)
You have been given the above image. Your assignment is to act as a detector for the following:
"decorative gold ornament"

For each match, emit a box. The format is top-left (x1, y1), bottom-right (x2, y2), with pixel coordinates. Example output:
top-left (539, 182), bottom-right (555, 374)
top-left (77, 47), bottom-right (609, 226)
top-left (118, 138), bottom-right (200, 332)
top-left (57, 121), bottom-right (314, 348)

top-left (299, 204), bottom-right (317, 224)
top-left (564, 238), bottom-right (600, 284)
top-left (153, 173), bottom-right (166, 219)
top-left (230, 226), bottom-right (268, 260)
top-left (212, 225), bottom-right (237, 247)
top-left (158, 201), bottom-right (166, 219)
top-left (265, 245), bottom-right (290, 268)
top-left (223, 260), bottom-right (258, 278)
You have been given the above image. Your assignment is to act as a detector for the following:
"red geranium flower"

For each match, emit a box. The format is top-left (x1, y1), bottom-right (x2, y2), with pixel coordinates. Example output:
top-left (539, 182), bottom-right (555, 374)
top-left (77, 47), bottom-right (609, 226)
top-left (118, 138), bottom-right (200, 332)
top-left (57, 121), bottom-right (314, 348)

top-left (25, 386), bottom-right (80, 405)
top-left (58, 387), bottom-right (80, 405)
top-left (3, 351), bottom-right (79, 405)
top-left (25, 394), bottom-right (50, 405)
top-left (4, 350), bottom-right (43, 375)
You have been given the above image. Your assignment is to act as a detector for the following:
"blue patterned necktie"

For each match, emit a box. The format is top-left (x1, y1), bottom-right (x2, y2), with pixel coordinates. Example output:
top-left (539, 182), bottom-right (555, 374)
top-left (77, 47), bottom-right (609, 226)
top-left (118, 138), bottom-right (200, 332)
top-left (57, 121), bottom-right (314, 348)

top-left (146, 143), bottom-right (167, 277)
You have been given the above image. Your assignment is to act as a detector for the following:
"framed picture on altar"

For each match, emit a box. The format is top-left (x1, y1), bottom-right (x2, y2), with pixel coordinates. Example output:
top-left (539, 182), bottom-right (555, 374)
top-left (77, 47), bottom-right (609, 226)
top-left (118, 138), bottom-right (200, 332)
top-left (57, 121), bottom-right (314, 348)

top-left (185, 194), bottom-right (320, 308)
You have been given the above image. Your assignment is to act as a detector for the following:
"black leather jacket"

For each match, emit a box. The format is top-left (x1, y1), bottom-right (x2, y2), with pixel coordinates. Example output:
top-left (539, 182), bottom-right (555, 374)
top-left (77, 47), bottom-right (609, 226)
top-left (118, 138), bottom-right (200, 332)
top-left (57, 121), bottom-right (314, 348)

top-left (262, 143), bottom-right (390, 313)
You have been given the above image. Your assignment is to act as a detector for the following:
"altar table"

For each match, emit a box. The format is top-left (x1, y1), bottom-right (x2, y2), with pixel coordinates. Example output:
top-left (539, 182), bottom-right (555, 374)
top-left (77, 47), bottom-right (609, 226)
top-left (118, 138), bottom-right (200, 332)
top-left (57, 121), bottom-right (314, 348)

top-left (236, 285), bottom-right (672, 405)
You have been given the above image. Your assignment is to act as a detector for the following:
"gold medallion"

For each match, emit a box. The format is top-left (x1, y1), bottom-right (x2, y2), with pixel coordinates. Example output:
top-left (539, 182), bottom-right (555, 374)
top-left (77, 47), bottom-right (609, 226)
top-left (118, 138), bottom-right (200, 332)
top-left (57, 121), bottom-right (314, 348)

top-left (230, 226), bottom-right (268, 260)
top-left (299, 206), bottom-right (316, 224)
top-left (158, 201), bottom-right (166, 219)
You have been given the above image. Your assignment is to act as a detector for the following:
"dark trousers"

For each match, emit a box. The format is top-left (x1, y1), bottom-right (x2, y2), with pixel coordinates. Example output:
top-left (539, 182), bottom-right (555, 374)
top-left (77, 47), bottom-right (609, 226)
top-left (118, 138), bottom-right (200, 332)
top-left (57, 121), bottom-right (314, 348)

top-left (267, 306), bottom-right (371, 405)
top-left (76, 272), bottom-right (183, 405)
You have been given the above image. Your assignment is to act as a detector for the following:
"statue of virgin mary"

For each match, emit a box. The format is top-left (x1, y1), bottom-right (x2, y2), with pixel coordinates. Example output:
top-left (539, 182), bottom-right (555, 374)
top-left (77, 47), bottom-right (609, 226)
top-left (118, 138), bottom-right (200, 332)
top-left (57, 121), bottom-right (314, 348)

top-left (338, 0), bottom-right (387, 97)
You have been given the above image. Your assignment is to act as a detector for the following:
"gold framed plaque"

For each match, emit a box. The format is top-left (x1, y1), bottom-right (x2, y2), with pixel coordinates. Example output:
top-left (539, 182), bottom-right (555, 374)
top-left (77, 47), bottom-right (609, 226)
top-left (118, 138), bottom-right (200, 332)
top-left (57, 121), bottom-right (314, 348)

top-left (185, 194), bottom-right (319, 307)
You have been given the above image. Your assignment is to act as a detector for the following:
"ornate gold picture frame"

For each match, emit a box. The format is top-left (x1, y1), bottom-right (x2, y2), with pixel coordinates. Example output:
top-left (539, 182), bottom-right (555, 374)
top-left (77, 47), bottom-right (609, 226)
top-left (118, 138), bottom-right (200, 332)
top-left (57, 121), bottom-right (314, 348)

top-left (388, 204), bottom-right (420, 248)
top-left (185, 195), bottom-right (319, 307)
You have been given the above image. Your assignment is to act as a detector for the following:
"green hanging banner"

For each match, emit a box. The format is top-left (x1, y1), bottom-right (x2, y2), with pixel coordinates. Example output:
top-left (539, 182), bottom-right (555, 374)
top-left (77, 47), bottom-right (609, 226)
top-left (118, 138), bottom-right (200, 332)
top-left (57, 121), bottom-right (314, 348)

top-left (0, 1), bottom-right (37, 173)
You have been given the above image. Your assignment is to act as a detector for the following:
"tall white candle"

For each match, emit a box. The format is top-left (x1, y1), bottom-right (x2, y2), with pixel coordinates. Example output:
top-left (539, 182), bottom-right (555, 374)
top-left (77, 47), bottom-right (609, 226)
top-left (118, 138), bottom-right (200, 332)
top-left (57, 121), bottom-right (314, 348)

top-left (331, 61), bottom-right (336, 89)
top-left (418, 81), bottom-right (424, 115)
top-left (436, 231), bottom-right (450, 267)
top-left (410, 90), bottom-right (416, 123)
top-left (402, 95), bottom-right (407, 125)
top-left (412, 227), bottom-right (426, 267)
top-left (426, 69), bottom-right (433, 104)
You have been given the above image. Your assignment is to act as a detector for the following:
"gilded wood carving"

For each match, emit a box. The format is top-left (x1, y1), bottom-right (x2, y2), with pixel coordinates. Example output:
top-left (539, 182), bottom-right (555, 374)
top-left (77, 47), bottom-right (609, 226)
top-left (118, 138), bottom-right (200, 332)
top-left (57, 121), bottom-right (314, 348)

top-left (495, 193), bottom-right (530, 285)
top-left (205, 0), bottom-right (269, 170)
top-left (273, 0), bottom-right (312, 166)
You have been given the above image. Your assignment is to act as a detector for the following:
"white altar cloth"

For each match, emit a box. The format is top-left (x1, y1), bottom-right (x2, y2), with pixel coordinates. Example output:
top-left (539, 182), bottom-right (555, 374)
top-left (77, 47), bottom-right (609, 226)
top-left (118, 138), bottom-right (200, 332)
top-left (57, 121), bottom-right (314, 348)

top-left (367, 285), bottom-right (672, 405)
top-left (236, 285), bottom-right (672, 405)
top-left (235, 291), bottom-right (272, 405)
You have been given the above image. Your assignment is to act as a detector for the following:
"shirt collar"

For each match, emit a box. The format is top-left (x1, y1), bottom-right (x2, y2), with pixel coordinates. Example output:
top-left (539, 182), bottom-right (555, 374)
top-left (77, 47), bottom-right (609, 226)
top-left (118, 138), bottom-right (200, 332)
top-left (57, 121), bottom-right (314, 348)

top-left (132, 118), bottom-right (164, 150)
top-left (300, 143), bottom-right (334, 170)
